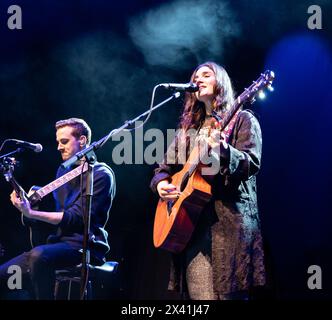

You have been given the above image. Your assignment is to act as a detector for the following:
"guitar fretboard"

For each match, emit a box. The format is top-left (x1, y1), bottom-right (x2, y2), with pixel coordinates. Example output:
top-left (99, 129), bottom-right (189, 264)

top-left (34, 163), bottom-right (88, 199)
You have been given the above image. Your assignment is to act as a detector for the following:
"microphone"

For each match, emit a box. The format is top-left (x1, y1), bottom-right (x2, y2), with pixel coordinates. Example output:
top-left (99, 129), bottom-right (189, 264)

top-left (10, 139), bottom-right (43, 153)
top-left (159, 82), bottom-right (199, 92)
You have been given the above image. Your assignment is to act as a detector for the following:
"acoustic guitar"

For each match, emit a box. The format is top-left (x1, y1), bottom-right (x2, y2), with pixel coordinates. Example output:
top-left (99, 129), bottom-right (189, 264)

top-left (0, 157), bottom-right (88, 247)
top-left (153, 70), bottom-right (275, 253)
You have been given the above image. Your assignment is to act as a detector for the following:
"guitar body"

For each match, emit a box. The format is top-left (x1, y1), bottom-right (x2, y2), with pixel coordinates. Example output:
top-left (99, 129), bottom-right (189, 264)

top-left (153, 146), bottom-right (213, 253)
top-left (1, 159), bottom-right (87, 248)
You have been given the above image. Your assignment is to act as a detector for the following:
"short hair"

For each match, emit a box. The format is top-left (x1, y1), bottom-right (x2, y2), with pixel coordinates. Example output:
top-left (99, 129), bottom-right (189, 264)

top-left (55, 118), bottom-right (92, 145)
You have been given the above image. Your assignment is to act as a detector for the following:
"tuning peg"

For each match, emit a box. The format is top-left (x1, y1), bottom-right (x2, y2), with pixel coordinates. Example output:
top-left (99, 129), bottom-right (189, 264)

top-left (267, 84), bottom-right (274, 92)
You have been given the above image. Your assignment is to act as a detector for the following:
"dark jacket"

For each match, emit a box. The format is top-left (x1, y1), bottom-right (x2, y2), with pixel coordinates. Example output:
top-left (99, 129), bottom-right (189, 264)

top-left (50, 161), bottom-right (116, 264)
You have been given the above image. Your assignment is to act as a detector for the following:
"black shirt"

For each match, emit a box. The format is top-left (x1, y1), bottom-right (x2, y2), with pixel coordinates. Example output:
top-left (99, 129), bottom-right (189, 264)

top-left (49, 161), bottom-right (116, 263)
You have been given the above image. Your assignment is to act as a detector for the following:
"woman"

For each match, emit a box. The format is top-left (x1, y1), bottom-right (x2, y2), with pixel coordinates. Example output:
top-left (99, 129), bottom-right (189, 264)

top-left (150, 61), bottom-right (266, 300)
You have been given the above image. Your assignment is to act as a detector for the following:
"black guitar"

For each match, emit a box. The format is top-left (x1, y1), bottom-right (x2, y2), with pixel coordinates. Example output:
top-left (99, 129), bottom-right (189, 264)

top-left (0, 157), bottom-right (88, 247)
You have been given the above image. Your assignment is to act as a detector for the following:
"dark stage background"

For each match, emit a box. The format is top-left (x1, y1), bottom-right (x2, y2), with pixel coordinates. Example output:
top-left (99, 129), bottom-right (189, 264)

top-left (0, 0), bottom-right (331, 300)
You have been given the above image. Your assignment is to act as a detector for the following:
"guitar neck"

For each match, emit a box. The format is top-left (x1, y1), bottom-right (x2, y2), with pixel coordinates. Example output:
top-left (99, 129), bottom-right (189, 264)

top-left (3, 170), bottom-right (25, 198)
top-left (10, 177), bottom-right (24, 198)
top-left (218, 97), bottom-right (243, 133)
top-left (29, 163), bottom-right (88, 204)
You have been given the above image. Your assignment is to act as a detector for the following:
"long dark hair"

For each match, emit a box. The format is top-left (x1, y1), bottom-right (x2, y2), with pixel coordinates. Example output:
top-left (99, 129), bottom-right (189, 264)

top-left (179, 62), bottom-right (235, 131)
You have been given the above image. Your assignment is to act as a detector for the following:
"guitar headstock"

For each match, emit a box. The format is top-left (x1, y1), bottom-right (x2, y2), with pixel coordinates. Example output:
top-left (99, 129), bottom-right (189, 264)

top-left (0, 157), bottom-right (18, 182)
top-left (240, 70), bottom-right (275, 104)
top-left (0, 157), bottom-right (25, 199)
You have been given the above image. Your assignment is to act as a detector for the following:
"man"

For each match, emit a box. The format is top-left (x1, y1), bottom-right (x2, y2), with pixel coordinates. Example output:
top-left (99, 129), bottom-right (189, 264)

top-left (0, 118), bottom-right (115, 299)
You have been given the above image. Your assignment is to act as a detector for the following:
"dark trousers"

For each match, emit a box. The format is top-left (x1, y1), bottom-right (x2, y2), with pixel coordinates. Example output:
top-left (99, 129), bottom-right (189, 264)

top-left (0, 242), bottom-right (82, 299)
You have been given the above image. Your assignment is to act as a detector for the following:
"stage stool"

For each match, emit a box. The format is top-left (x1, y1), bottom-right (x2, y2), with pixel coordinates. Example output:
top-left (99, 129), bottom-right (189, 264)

top-left (54, 261), bottom-right (119, 300)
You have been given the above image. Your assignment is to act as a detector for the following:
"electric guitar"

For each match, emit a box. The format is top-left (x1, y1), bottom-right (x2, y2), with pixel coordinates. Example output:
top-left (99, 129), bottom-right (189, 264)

top-left (153, 70), bottom-right (275, 253)
top-left (0, 157), bottom-right (88, 247)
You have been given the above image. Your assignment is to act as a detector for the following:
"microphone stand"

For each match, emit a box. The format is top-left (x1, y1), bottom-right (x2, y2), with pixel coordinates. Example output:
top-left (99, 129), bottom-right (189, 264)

top-left (0, 148), bottom-right (24, 175)
top-left (0, 148), bottom-right (24, 160)
top-left (61, 91), bottom-right (181, 300)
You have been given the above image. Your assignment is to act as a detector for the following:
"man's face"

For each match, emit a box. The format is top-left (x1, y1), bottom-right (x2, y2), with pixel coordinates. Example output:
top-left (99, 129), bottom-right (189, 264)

top-left (56, 126), bottom-right (82, 161)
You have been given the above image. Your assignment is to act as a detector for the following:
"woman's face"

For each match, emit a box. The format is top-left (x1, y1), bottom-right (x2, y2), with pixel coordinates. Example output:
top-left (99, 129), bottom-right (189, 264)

top-left (193, 66), bottom-right (217, 105)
